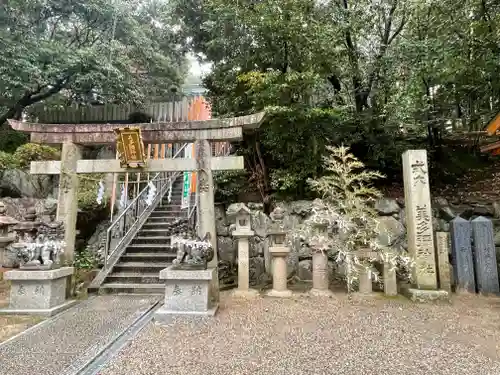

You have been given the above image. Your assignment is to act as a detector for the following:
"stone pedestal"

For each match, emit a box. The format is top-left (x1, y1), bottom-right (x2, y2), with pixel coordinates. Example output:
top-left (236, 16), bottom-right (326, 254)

top-left (154, 266), bottom-right (218, 321)
top-left (358, 268), bottom-right (373, 294)
top-left (232, 230), bottom-right (259, 298)
top-left (267, 246), bottom-right (292, 297)
top-left (383, 261), bottom-right (398, 296)
top-left (310, 251), bottom-right (334, 296)
top-left (0, 267), bottom-right (76, 316)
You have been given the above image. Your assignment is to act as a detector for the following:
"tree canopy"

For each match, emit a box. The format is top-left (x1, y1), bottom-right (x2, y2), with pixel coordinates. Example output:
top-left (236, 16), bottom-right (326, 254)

top-left (0, 0), bottom-right (187, 126)
top-left (176, 0), bottom-right (500, 202)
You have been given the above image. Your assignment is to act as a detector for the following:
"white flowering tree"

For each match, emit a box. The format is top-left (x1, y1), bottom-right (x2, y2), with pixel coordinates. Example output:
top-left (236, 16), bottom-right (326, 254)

top-left (296, 145), bottom-right (414, 292)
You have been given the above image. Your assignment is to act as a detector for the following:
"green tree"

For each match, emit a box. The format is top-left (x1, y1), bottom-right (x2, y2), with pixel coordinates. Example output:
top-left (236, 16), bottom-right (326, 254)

top-left (0, 0), bottom-right (187, 126)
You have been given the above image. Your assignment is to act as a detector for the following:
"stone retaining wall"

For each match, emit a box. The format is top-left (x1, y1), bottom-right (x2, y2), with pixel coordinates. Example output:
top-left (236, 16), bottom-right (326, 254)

top-left (216, 198), bottom-right (500, 286)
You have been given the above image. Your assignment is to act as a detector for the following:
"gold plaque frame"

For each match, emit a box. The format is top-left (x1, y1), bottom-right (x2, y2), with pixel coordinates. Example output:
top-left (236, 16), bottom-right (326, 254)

top-left (114, 127), bottom-right (147, 168)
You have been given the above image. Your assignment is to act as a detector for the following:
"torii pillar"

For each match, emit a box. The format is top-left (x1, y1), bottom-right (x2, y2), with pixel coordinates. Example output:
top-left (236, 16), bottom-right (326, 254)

top-left (57, 141), bottom-right (82, 264)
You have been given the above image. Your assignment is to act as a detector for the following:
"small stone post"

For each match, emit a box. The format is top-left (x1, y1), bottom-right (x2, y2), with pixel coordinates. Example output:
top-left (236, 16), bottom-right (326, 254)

top-left (229, 204), bottom-right (259, 298)
top-left (56, 141), bottom-right (82, 264)
top-left (0, 203), bottom-right (18, 268)
top-left (358, 268), bottom-right (373, 294)
top-left (310, 251), bottom-right (334, 296)
top-left (267, 229), bottom-right (292, 297)
top-left (383, 255), bottom-right (398, 296)
top-left (435, 232), bottom-right (451, 293)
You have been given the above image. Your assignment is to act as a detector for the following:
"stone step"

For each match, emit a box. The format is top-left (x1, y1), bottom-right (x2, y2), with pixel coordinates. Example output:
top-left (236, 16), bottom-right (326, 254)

top-left (99, 283), bottom-right (165, 294)
top-left (150, 210), bottom-right (185, 216)
top-left (131, 236), bottom-right (172, 245)
top-left (114, 261), bottom-right (170, 269)
top-left (127, 243), bottom-right (173, 249)
top-left (142, 222), bottom-right (181, 229)
top-left (122, 253), bottom-right (176, 261)
top-left (146, 216), bottom-right (187, 223)
top-left (138, 229), bottom-right (177, 236)
top-left (106, 272), bottom-right (160, 284)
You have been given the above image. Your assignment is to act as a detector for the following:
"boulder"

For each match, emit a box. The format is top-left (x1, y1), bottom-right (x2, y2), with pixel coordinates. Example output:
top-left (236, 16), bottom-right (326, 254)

top-left (249, 257), bottom-right (266, 284)
top-left (298, 259), bottom-right (313, 280)
top-left (0, 170), bottom-right (56, 199)
top-left (217, 236), bottom-right (237, 263)
top-left (375, 198), bottom-right (400, 216)
top-left (377, 216), bottom-right (405, 247)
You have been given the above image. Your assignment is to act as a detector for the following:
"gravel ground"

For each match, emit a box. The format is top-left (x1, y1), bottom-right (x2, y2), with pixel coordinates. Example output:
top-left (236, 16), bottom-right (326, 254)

top-left (100, 291), bottom-right (500, 375)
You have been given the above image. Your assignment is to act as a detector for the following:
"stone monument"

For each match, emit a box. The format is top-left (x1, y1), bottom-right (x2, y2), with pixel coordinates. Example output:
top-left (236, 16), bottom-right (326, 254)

top-left (471, 217), bottom-right (499, 294)
top-left (0, 207), bottom-right (76, 316)
top-left (402, 150), bottom-right (448, 301)
top-left (435, 232), bottom-right (452, 293)
top-left (227, 203), bottom-right (259, 298)
top-left (450, 217), bottom-right (475, 292)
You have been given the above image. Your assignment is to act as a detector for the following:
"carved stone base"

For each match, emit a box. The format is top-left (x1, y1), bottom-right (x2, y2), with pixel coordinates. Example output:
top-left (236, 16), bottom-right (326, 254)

top-left (0, 267), bottom-right (75, 316)
top-left (308, 288), bottom-right (335, 297)
top-left (266, 289), bottom-right (293, 298)
top-left (402, 288), bottom-right (450, 303)
top-left (231, 288), bottom-right (260, 299)
top-left (153, 266), bottom-right (218, 321)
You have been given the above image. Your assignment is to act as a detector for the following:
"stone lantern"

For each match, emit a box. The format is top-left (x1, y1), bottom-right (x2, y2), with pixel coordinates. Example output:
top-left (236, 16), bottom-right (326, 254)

top-left (229, 204), bottom-right (259, 298)
top-left (266, 227), bottom-right (292, 298)
top-left (14, 207), bottom-right (41, 242)
top-left (0, 202), bottom-right (18, 268)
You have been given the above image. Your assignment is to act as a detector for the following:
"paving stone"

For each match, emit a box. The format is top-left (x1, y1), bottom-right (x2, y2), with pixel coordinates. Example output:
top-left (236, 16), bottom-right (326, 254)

top-left (0, 295), bottom-right (158, 375)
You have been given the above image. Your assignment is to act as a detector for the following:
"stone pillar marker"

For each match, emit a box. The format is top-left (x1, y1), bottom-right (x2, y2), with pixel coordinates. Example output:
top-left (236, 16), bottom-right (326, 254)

top-left (228, 203), bottom-right (259, 298)
top-left (195, 139), bottom-right (219, 300)
top-left (450, 217), bottom-right (475, 292)
top-left (310, 251), bottom-right (334, 296)
top-left (471, 217), bottom-right (499, 294)
top-left (435, 232), bottom-right (452, 293)
top-left (402, 150), bottom-right (437, 290)
top-left (267, 229), bottom-right (292, 298)
top-left (56, 141), bottom-right (82, 264)
top-left (383, 257), bottom-right (398, 296)
top-left (358, 268), bottom-right (373, 294)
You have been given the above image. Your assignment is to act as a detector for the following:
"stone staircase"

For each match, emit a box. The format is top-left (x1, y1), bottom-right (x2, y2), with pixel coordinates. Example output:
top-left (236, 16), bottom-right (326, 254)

top-left (98, 179), bottom-right (187, 294)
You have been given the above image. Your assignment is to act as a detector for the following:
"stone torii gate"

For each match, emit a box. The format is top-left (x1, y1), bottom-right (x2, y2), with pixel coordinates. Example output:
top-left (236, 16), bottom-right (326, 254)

top-left (7, 112), bottom-right (265, 265)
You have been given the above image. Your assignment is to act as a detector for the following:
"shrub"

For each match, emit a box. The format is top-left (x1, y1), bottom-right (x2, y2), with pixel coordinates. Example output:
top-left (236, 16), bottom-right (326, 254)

top-left (14, 143), bottom-right (60, 169)
top-left (0, 151), bottom-right (18, 170)
top-left (296, 145), bottom-right (414, 292)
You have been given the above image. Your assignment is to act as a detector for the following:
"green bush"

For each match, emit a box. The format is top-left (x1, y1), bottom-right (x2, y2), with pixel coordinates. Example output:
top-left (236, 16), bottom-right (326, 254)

top-left (14, 143), bottom-right (60, 169)
top-left (78, 174), bottom-right (106, 211)
top-left (74, 249), bottom-right (99, 270)
top-left (214, 170), bottom-right (249, 203)
top-left (0, 151), bottom-right (18, 170)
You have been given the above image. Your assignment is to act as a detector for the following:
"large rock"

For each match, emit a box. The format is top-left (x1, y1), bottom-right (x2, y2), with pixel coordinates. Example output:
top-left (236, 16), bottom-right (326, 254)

top-left (0, 198), bottom-right (57, 221)
top-left (249, 257), bottom-right (265, 284)
top-left (250, 210), bottom-right (271, 238)
top-left (298, 259), bottom-right (312, 280)
top-left (377, 216), bottom-right (405, 246)
top-left (217, 236), bottom-right (237, 263)
top-left (249, 236), bottom-right (267, 258)
top-left (375, 198), bottom-right (400, 216)
top-left (0, 170), bottom-right (57, 199)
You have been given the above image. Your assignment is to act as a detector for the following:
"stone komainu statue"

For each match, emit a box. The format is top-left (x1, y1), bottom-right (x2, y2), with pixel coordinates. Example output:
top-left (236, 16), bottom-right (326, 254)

top-left (172, 232), bottom-right (214, 270)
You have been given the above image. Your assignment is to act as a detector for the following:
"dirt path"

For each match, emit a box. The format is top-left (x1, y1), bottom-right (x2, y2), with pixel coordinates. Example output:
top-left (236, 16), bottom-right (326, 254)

top-left (0, 268), bottom-right (43, 343)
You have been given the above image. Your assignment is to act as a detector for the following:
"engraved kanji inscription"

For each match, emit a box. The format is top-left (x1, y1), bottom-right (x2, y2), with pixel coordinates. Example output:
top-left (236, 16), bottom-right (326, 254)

top-left (411, 160), bottom-right (427, 186)
top-left (35, 285), bottom-right (45, 295)
top-left (17, 284), bottom-right (26, 295)
top-left (173, 284), bottom-right (183, 296)
top-left (191, 285), bottom-right (202, 296)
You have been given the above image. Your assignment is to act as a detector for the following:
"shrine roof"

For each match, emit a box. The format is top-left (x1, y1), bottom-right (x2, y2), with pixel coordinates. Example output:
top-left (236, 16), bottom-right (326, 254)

top-left (7, 112), bottom-right (265, 145)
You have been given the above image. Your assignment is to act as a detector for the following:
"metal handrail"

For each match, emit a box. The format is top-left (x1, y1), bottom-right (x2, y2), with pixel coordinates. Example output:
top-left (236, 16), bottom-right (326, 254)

top-left (103, 143), bottom-right (188, 269)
